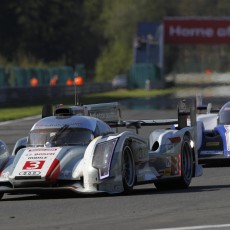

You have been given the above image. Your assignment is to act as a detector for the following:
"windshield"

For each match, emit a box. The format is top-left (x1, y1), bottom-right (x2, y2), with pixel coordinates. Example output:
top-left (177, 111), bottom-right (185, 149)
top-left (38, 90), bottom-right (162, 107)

top-left (28, 127), bottom-right (94, 147)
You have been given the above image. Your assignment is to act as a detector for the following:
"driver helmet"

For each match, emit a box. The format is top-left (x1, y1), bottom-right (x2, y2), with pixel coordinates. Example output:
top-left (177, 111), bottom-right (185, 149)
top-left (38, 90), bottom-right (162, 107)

top-left (218, 102), bottom-right (230, 125)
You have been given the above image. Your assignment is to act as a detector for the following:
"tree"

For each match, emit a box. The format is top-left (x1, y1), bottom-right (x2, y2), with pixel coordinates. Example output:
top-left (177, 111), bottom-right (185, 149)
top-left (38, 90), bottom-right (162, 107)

top-left (95, 0), bottom-right (230, 80)
top-left (0, 0), bottom-right (230, 79)
top-left (0, 0), bottom-right (104, 68)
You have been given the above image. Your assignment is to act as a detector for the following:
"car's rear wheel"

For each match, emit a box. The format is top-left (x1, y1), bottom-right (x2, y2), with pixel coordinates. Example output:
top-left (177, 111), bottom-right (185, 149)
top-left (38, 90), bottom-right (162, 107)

top-left (121, 145), bottom-right (135, 193)
top-left (154, 135), bottom-right (193, 190)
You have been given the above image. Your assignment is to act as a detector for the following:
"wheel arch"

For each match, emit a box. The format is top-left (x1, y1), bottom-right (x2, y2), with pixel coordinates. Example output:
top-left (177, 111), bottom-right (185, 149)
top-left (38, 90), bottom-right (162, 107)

top-left (111, 132), bottom-right (147, 167)
top-left (109, 133), bottom-right (147, 191)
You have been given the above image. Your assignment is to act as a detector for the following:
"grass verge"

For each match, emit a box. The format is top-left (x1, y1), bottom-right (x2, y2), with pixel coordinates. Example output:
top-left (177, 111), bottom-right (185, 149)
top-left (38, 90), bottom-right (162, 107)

top-left (0, 106), bottom-right (43, 121)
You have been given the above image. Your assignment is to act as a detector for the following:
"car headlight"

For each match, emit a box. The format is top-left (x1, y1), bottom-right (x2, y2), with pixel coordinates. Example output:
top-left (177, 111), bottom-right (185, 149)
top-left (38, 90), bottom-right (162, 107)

top-left (92, 138), bottom-right (117, 179)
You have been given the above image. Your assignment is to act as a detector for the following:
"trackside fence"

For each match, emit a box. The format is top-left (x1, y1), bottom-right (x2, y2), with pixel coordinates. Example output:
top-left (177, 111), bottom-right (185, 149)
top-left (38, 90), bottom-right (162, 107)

top-left (0, 82), bottom-right (112, 106)
top-left (0, 66), bottom-right (81, 87)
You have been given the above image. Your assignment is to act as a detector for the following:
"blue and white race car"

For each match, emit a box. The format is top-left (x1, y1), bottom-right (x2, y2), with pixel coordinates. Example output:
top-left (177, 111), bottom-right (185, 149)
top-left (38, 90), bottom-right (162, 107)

top-left (0, 100), bottom-right (202, 199)
top-left (197, 99), bottom-right (230, 167)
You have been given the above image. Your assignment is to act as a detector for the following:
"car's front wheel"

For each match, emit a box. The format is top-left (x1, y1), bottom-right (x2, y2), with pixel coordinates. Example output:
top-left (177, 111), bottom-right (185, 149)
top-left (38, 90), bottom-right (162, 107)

top-left (121, 145), bottom-right (135, 193)
top-left (177, 135), bottom-right (193, 188)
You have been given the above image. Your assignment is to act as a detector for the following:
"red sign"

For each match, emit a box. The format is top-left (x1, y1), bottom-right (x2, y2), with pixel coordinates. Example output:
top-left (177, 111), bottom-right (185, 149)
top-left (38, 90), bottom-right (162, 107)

top-left (23, 160), bottom-right (45, 170)
top-left (164, 17), bottom-right (230, 44)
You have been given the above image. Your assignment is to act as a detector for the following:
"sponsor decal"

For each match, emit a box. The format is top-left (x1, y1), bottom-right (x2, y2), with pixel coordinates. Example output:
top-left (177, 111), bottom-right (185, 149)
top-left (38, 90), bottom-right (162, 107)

top-left (19, 171), bottom-right (41, 176)
top-left (12, 147), bottom-right (61, 179)
top-left (23, 160), bottom-right (45, 170)
top-left (29, 148), bottom-right (57, 152)
top-left (164, 168), bottom-right (171, 176)
top-left (28, 157), bottom-right (47, 160)
top-left (35, 122), bottom-right (82, 128)
top-left (171, 156), bottom-right (179, 175)
top-left (89, 110), bottom-right (118, 122)
top-left (206, 142), bottom-right (220, 147)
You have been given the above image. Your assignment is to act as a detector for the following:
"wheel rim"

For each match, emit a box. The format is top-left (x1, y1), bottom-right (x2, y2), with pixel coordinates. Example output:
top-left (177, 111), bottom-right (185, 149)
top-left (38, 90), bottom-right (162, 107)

top-left (122, 146), bottom-right (134, 187)
top-left (182, 141), bottom-right (192, 181)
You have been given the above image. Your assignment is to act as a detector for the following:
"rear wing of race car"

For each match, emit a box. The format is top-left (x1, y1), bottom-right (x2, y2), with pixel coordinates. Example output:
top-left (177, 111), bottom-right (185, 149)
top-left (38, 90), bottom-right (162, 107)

top-left (108, 98), bottom-right (197, 134)
top-left (42, 102), bottom-right (121, 123)
top-left (42, 98), bottom-right (197, 130)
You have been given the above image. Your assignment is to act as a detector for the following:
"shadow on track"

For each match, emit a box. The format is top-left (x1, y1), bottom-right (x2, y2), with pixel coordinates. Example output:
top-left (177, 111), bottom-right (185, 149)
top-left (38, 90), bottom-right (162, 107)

top-left (2, 183), bottom-right (230, 201)
top-left (130, 184), bottom-right (230, 196)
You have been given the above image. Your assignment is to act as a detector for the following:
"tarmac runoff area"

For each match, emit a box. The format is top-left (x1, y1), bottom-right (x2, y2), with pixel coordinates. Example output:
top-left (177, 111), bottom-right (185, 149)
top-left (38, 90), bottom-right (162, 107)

top-left (171, 73), bottom-right (230, 98)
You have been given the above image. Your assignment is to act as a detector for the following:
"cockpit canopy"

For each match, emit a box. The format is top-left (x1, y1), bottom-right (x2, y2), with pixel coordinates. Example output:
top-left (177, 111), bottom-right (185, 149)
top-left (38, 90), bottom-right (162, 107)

top-left (219, 102), bottom-right (230, 125)
top-left (28, 127), bottom-right (94, 147)
top-left (28, 115), bottom-right (114, 147)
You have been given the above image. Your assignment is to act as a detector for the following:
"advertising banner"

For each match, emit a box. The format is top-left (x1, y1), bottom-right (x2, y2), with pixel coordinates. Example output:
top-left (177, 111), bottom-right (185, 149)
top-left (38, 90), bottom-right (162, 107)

top-left (164, 17), bottom-right (230, 44)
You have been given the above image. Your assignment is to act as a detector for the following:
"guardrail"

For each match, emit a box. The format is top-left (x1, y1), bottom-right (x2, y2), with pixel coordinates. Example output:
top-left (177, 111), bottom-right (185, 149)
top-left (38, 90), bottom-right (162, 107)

top-left (0, 82), bottom-right (112, 106)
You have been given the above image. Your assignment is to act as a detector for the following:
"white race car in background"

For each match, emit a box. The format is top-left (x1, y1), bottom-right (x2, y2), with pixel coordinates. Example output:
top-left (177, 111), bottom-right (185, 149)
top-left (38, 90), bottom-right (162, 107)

top-left (0, 99), bottom-right (202, 199)
top-left (196, 96), bottom-right (230, 167)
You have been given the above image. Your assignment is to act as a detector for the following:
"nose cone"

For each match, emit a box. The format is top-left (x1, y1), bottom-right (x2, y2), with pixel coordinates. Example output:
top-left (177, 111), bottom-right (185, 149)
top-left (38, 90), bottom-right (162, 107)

top-left (10, 147), bottom-right (62, 183)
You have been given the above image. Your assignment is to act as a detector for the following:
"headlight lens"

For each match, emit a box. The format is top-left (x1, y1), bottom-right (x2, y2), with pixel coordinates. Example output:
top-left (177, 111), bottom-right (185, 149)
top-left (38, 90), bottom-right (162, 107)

top-left (92, 138), bottom-right (117, 179)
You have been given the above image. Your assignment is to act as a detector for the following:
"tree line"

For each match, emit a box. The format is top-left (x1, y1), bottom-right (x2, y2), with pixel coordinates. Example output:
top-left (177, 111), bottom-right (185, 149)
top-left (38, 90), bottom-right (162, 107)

top-left (0, 0), bottom-right (230, 81)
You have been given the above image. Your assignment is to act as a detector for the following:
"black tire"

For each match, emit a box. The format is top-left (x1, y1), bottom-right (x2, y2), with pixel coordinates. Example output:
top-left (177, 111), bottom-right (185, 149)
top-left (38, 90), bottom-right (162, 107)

top-left (176, 135), bottom-right (193, 188)
top-left (0, 193), bottom-right (4, 200)
top-left (121, 145), bottom-right (135, 193)
top-left (154, 135), bottom-right (193, 190)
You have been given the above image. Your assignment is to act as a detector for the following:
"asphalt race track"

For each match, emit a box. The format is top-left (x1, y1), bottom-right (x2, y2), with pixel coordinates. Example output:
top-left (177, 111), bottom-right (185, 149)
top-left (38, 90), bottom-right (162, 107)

top-left (1, 109), bottom-right (230, 230)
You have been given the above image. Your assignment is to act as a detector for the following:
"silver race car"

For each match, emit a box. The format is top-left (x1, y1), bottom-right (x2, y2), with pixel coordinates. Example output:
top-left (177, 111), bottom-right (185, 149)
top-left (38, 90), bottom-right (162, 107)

top-left (0, 100), bottom-right (202, 199)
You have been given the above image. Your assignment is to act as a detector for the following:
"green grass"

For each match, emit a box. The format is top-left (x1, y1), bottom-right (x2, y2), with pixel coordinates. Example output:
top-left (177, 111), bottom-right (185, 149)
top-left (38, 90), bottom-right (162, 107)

top-left (80, 88), bottom-right (177, 104)
top-left (86, 88), bottom-right (176, 98)
top-left (0, 106), bottom-right (43, 121)
top-left (0, 88), bottom-right (177, 121)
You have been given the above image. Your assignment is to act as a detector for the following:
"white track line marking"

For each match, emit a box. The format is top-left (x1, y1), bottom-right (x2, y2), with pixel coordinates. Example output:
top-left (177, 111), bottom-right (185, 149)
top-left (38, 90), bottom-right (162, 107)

top-left (148, 224), bottom-right (230, 230)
